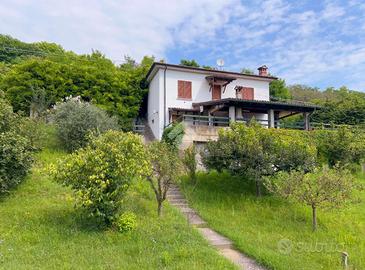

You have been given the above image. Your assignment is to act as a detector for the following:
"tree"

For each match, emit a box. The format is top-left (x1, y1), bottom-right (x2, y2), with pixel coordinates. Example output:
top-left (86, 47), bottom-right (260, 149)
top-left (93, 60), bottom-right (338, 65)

top-left (52, 99), bottom-right (120, 152)
top-left (51, 131), bottom-right (149, 225)
top-left (180, 59), bottom-right (200, 67)
top-left (265, 166), bottom-right (360, 231)
top-left (240, 68), bottom-right (254, 75)
top-left (146, 142), bottom-right (183, 216)
top-left (270, 79), bottom-right (291, 100)
top-left (161, 122), bottom-right (185, 151)
top-left (182, 145), bottom-right (198, 184)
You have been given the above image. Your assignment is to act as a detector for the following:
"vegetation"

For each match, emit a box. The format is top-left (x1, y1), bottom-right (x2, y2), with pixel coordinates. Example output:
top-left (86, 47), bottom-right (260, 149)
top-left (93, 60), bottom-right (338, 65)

top-left (182, 145), bottom-right (198, 184)
top-left (270, 78), bottom-right (291, 100)
top-left (0, 98), bottom-right (35, 195)
top-left (146, 142), bottom-right (183, 216)
top-left (181, 171), bottom-right (365, 270)
top-left (202, 123), bottom-right (317, 196)
top-left (51, 131), bottom-right (149, 225)
top-left (240, 68), bottom-right (254, 75)
top-left (52, 99), bottom-right (120, 152)
top-left (161, 122), bottom-right (185, 151)
top-left (0, 127), bottom-right (236, 269)
top-left (0, 35), bottom-right (153, 129)
top-left (180, 59), bottom-right (200, 67)
top-left (265, 166), bottom-right (361, 231)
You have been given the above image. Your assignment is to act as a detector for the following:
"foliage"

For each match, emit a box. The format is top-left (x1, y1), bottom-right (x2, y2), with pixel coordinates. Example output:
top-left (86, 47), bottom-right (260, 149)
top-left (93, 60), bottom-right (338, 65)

top-left (52, 99), bottom-right (120, 152)
top-left (146, 141), bottom-right (183, 216)
top-left (180, 59), bottom-right (200, 67)
top-left (114, 211), bottom-right (137, 233)
top-left (161, 122), bottom-right (185, 151)
top-left (202, 123), bottom-right (317, 196)
top-left (270, 79), bottom-right (291, 100)
top-left (289, 85), bottom-right (365, 125)
top-left (313, 127), bottom-right (365, 167)
top-left (182, 145), bottom-right (198, 184)
top-left (0, 98), bottom-right (34, 194)
top-left (264, 166), bottom-right (361, 231)
top-left (51, 131), bottom-right (149, 224)
top-left (240, 68), bottom-right (254, 75)
top-left (0, 34), bottom-right (65, 63)
top-left (0, 35), bottom-right (154, 129)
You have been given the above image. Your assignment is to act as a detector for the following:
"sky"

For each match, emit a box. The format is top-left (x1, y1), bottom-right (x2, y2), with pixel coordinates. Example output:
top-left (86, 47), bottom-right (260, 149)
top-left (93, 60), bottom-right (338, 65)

top-left (1, 0), bottom-right (365, 92)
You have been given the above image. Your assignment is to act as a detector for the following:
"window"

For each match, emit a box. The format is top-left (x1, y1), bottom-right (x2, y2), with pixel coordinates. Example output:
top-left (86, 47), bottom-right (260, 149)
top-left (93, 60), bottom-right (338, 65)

top-left (178, 80), bottom-right (192, 99)
top-left (236, 87), bottom-right (254, 100)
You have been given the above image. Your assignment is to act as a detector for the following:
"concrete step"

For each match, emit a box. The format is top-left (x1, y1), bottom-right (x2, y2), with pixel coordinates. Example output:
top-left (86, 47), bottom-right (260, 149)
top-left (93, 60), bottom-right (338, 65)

top-left (168, 198), bottom-right (188, 204)
top-left (197, 228), bottom-right (232, 249)
top-left (167, 194), bottom-right (185, 199)
top-left (179, 206), bottom-right (196, 213)
top-left (184, 212), bottom-right (206, 227)
top-left (170, 202), bottom-right (189, 207)
top-left (219, 248), bottom-right (267, 270)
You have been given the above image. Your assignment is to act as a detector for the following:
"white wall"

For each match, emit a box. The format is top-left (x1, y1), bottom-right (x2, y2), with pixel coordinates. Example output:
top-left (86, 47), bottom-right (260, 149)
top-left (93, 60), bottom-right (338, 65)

top-left (148, 68), bottom-right (271, 139)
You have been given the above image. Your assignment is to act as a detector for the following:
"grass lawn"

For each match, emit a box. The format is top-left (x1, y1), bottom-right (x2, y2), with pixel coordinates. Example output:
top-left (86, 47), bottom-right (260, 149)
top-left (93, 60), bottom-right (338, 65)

top-left (181, 171), bottom-right (365, 270)
top-left (0, 128), bottom-right (236, 270)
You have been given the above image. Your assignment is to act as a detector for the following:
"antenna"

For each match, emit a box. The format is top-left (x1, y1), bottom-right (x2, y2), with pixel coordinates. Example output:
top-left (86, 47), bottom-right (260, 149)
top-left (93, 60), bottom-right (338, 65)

top-left (216, 58), bottom-right (224, 70)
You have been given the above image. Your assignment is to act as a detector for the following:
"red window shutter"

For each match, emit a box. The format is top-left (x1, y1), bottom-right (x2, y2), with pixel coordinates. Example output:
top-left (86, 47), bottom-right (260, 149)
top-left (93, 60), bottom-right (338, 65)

top-left (185, 81), bottom-right (192, 99)
top-left (178, 80), bottom-right (192, 99)
top-left (242, 87), bottom-right (254, 100)
top-left (178, 80), bottom-right (184, 98)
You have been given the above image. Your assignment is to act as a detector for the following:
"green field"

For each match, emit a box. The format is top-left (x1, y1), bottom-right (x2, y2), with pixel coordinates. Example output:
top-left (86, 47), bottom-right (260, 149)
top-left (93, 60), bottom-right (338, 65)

top-left (0, 129), bottom-right (235, 270)
top-left (181, 171), bottom-right (365, 270)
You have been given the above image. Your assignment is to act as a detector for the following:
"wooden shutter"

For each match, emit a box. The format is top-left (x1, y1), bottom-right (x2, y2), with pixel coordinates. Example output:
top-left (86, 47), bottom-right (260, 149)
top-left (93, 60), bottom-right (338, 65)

top-left (178, 80), bottom-right (192, 99)
top-left (212, 85), bottom-right (221, 100)
top-left (184, 81), bottom-right (192, 99)
top-left (242, 87), bottom-right (254, 100)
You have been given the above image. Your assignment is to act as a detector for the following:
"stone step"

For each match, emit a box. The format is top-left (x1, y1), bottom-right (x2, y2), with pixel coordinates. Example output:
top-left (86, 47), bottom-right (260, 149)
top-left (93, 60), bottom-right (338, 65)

top-left (184, 212), bottom-right (206, 227)
top-left (168, 198), bottom-right (187, 204)
top-left (179, 206), bottom-right (196, 213)
top-left (167, 194), bottom-right (185, 199)
top-left (169, 202), bottom-right (189, 207)
top-left (197, 228), bottom-right (232, 249)
top-left (219, 248), bottom-right (267, 270)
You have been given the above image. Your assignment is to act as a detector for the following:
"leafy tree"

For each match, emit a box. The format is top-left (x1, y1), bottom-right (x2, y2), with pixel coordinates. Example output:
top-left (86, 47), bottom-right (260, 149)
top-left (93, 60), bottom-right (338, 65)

top-left (270, 79), bottom-right (291, 100)
top-left (146, 141), bottom-right (183, 216)
top-left (52, 99), bottom-right (120, 152)
top-left (265, 166), bottom-right (361, 231)
top-left (51, 131), bottom-right (149, 225)
top-left (182, 145), bottom-right (198, 184)
top-left (180, 59), bottom-right (200, 67)
top-left (240, 68), bottom-right (254, 75)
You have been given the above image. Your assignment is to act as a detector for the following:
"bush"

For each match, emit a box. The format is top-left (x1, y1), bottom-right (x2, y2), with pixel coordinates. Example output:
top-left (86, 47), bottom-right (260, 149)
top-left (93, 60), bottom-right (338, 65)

top-left (313, 127), bottom-right (365, 167)
top-left (52, 99), bottom-right (120, 152)
top-left (161, 122), bottom-right (184, 150)
top-left (201, 123), bottom-right (317, 196)
top-left (0, 98), bottom-right (34, 194)
top-left (114, 212), bottom-right (137, 233)
top-left (51, 131), bottom-right (149, 225)
top-left (182, 145), bottom-right (198, 184)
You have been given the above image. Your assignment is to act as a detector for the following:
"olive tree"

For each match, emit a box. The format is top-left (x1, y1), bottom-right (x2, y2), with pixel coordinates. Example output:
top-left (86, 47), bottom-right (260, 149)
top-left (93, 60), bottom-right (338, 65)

top-left (265, 166), bottom-right (361, 231)
top-left (146, 141), bottom-right (183, 216)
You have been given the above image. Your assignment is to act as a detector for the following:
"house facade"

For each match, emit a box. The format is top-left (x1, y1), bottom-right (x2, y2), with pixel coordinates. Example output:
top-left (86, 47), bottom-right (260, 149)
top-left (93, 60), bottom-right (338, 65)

top-left (145, 62), bottom-right (319, 141)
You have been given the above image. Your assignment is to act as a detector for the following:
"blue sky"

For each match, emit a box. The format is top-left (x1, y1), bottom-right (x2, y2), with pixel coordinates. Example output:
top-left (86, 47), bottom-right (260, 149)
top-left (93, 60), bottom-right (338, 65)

top-left (1, 0), bottom-right (365, 92)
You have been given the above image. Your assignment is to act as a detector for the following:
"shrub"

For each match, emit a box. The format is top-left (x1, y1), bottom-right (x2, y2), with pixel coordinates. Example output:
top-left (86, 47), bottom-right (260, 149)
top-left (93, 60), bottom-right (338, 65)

top-left (202, 123), bottom-right (317, 196)
top-left (182, 145), bottom-right (198, 184)
top-left (51, 131), bottom-right (149, 225)
top-left (0, 98), bottom-right (34, 194)
top-left (313, 127), bottom-right (365, 167)
top-left (161, 122), bottom-right (184, 150)
top-left (114, 212), bottom-right (137, 233)
top-left (52, 99), bottom-right (120, 152)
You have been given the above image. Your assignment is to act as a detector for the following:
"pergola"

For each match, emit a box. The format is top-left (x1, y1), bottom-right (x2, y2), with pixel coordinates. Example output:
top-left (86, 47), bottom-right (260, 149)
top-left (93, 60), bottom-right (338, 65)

top-left (192, 98), bottom-right (321, 130)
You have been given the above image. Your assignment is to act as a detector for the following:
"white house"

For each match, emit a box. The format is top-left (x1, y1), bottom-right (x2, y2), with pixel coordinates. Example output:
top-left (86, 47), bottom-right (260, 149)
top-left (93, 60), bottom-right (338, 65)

top-left (145, 62), bottom-right (319, 141)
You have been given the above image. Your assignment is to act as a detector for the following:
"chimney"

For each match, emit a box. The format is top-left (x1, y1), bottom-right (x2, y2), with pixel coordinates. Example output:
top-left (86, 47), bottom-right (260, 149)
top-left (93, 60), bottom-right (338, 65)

top-left (258, 65), bottom-right (268, 76)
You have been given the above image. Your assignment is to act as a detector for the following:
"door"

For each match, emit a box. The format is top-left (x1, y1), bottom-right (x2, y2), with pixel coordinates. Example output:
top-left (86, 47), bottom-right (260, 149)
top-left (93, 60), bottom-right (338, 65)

top-left (212, 85), bottom-right (221, 100)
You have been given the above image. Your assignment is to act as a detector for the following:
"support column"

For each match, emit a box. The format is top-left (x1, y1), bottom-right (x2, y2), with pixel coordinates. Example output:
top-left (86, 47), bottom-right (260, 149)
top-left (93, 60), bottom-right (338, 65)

top-left (229, 106), bottom-right (236, 122)
top-left (304, 112), bottom-right (310, 130)
top-left (236, 108), bottom-right (243, 120)
top-left (268, 109), bottom-right (275, 128)
top-left (208, 113), bottom-right (213, 126)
